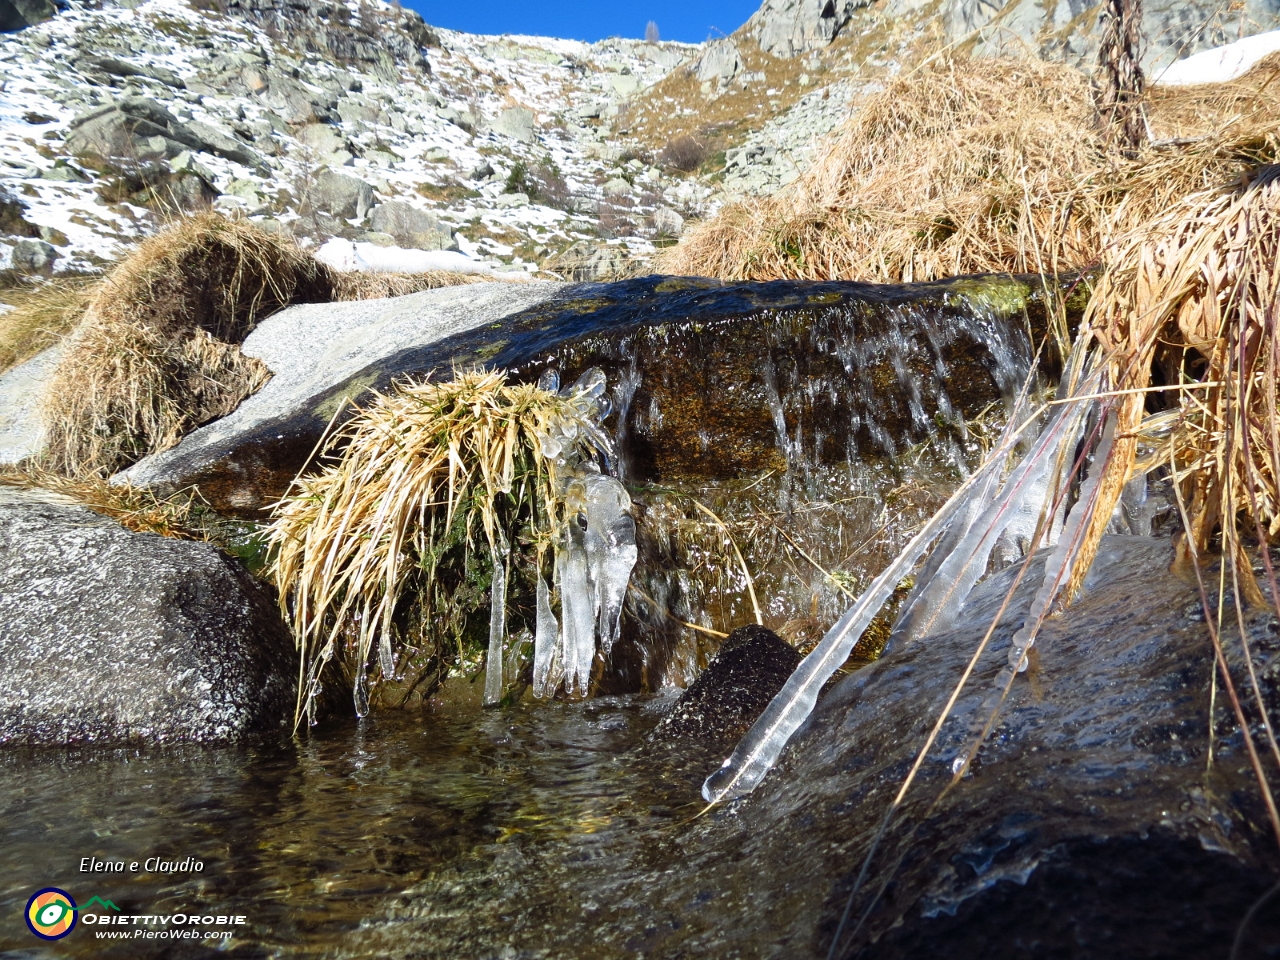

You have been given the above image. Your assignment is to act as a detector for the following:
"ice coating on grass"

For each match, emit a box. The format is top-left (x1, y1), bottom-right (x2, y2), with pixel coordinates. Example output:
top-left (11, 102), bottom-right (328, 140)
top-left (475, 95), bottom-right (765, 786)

top-left (527, 369), bottom-right (638, 700)
top-left (702, 363), bottom-right (1103, 803)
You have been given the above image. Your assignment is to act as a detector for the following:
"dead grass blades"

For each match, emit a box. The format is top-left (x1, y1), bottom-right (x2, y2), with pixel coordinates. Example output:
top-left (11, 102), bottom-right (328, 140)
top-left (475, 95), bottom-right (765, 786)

top-left (40, 212), bottom-right (333, 478)
top-left (267, 369), bottom-right (613, 729)
top-left (659, 55), bottom-right (1280, 285)
top-left (0, 275), bottom-right (98, 374)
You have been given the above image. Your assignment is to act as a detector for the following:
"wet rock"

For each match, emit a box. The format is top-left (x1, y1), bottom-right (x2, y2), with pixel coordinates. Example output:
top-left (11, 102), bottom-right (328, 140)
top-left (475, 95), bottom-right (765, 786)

top-left (368, 200), bottom-right (457, 251)
top-left (0, 489), bottom-right (296, 744)
top-left (118, 274), bottom-right (1074, 517)
top-left (622, 535), bottom-right (1280, 958)
top-left (651, 624), bottom-right (801, 750)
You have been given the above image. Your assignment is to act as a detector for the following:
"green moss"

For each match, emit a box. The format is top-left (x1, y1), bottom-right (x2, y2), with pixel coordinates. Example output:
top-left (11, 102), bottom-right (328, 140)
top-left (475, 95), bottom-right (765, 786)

top-left (945, 276), bottom-right (1031, 318)
top-left (314, 371), bottom-right (378, 421)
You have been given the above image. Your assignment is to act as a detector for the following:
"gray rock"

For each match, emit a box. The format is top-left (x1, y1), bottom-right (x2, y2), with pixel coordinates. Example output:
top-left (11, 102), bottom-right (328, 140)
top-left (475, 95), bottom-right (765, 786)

top-left (295, 122), bottom-right (349, 159)
top-left (368, 200), bottom-right (457, 251)
top-left (76, 53), bottom-right (185, 89)
top-left (38, 161), bottom-right (91, 183)
top-left (694, 38), bottom-right (743, 83)
top-left (602, 177), bottom-right (633, 197)
top-left (305, 169), bottom-right (375, 220)
top-left (493, 191), bottom-right (529, 208)
top-left (0, 0), bottom-right (54, 32)
top-left (652, 206), bottom-right (685, 237)
top-left (0, 492), bottom-right (296, 744)
top-left (748, 0), bottom-right (870, 57)
top-left (11, 238), bottom-right (57, 273)
top-left (0, 187), bottom-right (39, 237)
top-left (66, 99), bottom-right (265, 173)
top-left (546, 240), bottom-right (632, 281)
top-left (118, 282), bottom-right (568, 513)
top-left (437, 105), bottom-right (479, 134)
top-left (0, 345), bottom-right (59, 465)
top-left (883, 0), bottom-right (1280, 71)
top-left (490, 106), bottom-right (536, 142)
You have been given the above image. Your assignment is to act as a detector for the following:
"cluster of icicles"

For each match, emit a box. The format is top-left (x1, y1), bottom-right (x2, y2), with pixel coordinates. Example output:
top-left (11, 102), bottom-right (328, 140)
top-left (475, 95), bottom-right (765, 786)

top-left (482, 368), bottom-right (639, 706)
top-left (702, 344), bottom-right (1150, 802)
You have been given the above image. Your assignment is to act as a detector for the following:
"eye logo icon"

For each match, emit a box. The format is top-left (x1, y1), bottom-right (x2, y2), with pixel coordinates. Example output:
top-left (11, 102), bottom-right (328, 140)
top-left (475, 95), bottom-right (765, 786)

top-left (25, 888), bottom-right (78, 940)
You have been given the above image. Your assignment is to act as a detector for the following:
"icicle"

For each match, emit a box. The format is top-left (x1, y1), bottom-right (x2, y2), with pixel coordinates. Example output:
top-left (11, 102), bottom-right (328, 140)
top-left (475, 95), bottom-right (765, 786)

top-left (699, 409), bottom-right (1045, 803)
top-left (888, 396), bottom-right (1091, 648)
top-left (532, 571), bottom-right (559, 698)
top-left (557, 499), bottom-right (595, 697)
top-left (1001, 404), bottom-right (1117, 677)
top-left (353, 665), bottom-right (370, 718)
top-left (483, 531), bottom-right (509, 706)
top-left (582, 474), bottom-right (637, 657)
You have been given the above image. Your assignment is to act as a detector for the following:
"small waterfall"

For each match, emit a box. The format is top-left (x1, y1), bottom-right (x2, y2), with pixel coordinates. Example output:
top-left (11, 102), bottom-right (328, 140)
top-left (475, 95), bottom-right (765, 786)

top-left (519, 274), bottom-right (1066, 691)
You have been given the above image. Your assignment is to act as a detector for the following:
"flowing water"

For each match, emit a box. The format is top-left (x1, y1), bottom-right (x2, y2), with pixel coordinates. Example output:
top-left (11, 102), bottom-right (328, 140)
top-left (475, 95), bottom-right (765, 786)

top-left (0, 687), bottom-right (711, 959)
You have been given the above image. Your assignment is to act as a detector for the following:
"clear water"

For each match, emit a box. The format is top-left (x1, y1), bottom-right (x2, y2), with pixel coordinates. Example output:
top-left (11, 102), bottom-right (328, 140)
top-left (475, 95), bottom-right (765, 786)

top-left (0, 686), bottom-right (721, 959)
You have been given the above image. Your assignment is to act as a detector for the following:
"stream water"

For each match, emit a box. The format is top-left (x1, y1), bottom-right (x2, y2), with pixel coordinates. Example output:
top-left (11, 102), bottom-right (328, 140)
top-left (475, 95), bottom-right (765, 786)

top-left (1, 686), bottom-right (716, 959)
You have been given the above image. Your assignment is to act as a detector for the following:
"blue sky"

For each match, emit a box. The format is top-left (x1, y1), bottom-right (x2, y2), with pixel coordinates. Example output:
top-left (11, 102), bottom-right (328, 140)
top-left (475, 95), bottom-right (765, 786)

top-left (407, 0), bottom-right (761, 44)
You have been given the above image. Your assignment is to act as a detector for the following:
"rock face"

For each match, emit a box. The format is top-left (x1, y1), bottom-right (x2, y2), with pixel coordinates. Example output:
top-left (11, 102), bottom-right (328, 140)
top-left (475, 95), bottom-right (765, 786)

top-left (117, 281), bottom-right (568, 514)
top-left (652, 624), bottom-right (801, 750)
top-left (0, 345), bottom-right (57, 465)
top-left (892, 0), bottom-right (1280, 69)
top-left (0, 489), bottom-right (297, 744)
top-left (305, 169), bottom-right (375, 220)
top-left (368, 200), bottom-right (457, 251)
top-left (748, 0), bottom-right (868, 57)
top-left (223, 0), bottom-right (433, 80)
top-left (117, 274), bottom-right (1071, 518)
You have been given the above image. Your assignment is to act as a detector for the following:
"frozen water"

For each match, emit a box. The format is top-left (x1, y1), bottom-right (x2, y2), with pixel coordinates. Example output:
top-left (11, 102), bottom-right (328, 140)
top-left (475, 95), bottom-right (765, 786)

top-left (532, 572), bottom-right (559, 698)
top-left (484, 534), bottom-right (509, 706)
top-left (581, 474), bottom-right (638, 657)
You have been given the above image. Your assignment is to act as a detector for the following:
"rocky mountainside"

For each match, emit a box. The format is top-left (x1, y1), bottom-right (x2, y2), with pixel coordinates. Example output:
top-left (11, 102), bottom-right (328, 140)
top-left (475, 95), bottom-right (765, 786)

top-left (1, 0), bottom-right (1277, 283)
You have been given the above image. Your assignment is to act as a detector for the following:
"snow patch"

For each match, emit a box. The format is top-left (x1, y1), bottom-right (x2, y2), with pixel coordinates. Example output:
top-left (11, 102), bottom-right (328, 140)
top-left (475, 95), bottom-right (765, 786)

top-left (1154, 30), bottom-right (1280, 85)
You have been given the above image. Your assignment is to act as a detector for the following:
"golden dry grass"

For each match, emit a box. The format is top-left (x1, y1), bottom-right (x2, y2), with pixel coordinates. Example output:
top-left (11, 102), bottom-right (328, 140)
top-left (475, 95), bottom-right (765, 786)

top-left (329, 269), bottom-right (503, 301)
top-left (40, 213), bottom-right (332, 478)
top-left (658, 56), bottom-right (1280, 284)
top-left (0, 276), bottom-right (97, 374)
top-left (267, 369), bottom-right (613, 727)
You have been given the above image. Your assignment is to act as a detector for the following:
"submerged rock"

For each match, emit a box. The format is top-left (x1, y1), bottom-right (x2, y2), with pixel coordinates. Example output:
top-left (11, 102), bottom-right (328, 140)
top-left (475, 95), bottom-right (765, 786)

top-left (651, 624), bottom-right (801, 750)
top-left (0, 489), bottom-right (296, 744)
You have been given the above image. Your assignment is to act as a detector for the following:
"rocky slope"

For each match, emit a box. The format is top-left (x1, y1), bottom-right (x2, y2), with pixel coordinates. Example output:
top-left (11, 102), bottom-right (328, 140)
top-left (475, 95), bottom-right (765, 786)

top-left (1, 0), bottom-right (1278, 284)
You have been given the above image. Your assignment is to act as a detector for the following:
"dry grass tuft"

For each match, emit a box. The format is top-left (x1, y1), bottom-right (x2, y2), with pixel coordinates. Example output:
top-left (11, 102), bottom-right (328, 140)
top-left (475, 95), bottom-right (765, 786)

top-left (659, 56), bottom-right (1280, 285)
top-left (267, 369), bottom-right (612, 727)
top-left (40, 213), bottom-right (333, 477)
top-left (328, 269), bottom-right (497, 301)
top-left (0, 275), bottom-right (98, 374)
